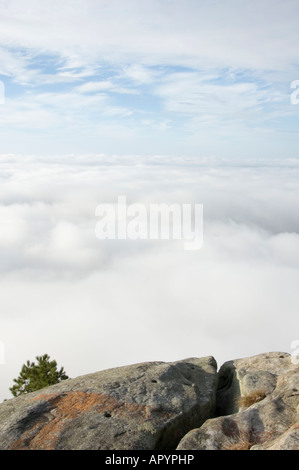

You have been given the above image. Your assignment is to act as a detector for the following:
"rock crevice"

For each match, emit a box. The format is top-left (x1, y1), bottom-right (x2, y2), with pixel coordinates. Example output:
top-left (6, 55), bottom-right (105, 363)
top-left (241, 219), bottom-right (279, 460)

top-left (178, 352), bottom-right (299, 450)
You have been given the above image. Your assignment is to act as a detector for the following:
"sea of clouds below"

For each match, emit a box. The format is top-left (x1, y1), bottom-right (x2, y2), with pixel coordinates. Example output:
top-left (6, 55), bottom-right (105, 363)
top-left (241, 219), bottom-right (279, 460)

top-left (0, 153), bottom-right (299, 401)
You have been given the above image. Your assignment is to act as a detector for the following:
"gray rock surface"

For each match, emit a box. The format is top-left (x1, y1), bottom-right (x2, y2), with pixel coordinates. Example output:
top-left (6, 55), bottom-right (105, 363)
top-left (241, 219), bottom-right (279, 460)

top-left (0, 356), bottom-right (217, 450)
top-left (177, 352), bottom-right (299, 450)
top-left (0, 352), bottom-right (297, 450)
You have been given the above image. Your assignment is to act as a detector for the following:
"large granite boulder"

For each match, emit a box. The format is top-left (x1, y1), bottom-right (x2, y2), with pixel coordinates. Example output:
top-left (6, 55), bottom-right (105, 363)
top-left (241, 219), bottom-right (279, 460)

top-left (0, 356), bottom-right (217, 450)
top-left (177, 352), bottom-right (299, 450)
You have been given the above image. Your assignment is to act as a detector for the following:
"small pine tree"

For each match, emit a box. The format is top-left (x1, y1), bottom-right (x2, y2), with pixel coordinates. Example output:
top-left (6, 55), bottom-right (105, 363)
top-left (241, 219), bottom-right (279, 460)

top-left (10, 354), bottom-right (69, 397)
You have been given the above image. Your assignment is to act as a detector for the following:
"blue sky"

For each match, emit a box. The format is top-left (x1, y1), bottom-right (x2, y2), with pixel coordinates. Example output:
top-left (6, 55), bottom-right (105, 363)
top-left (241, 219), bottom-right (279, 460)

top-left (1, 0), bottom-right (299, 158)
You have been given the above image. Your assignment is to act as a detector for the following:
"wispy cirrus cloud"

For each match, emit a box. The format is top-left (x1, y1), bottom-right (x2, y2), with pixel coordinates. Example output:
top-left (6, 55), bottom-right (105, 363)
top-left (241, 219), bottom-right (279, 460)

top-left (1, 0), bottom-right (299, 70)
top-left (0, 0), bottom-right (299, 157)
top-left (76, 80), bottom-right (139, 96)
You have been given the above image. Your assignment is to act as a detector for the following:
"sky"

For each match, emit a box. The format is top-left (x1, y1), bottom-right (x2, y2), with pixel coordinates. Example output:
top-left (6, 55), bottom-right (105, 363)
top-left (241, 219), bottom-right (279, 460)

top-left (0, 0), bottom-right (299, 401)
top-left (0, 0), bottom-right (299, 157)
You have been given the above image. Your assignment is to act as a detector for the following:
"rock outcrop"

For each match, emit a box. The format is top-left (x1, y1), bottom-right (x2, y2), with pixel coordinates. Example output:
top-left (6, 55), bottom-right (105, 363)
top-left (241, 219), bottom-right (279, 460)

top-left (0, 357), bottom-right (217, 450)
top-left (177, 352), bottom-right (299, 450)
top-left (0, 352), bottom-right (297, 450)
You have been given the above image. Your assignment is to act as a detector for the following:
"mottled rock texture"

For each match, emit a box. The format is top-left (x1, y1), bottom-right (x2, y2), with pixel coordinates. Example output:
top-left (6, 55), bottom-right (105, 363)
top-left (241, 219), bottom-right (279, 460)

top-left (177, 352), bottom-right (299, 450)
top-left (0, 356), bottom-right (217, 450)
top-left (0, 352), bottom-right (297, 450)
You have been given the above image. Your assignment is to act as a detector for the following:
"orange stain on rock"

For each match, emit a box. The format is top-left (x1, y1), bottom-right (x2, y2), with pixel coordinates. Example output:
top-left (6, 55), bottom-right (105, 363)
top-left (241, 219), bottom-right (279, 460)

top-left (10, 391), bottom-right (148, 450)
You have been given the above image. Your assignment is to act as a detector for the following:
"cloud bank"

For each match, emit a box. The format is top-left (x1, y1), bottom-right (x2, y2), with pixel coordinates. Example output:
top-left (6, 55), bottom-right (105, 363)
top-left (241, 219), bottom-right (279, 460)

top-left (0, 154), bottom-right (298, 401)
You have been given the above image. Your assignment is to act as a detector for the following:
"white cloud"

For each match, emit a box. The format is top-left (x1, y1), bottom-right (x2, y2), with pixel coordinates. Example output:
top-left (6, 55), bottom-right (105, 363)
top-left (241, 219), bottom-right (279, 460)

top-left (0, 86), bottom-right (134, 132)
top-left (154, 71), bottom-right (286, 126)
top-left (121, 65), bottom-right (161, 85)
top-left (77, 81), bottom-right (115, 93)
top-left (0, 47), bottom-right (30, 79)
top-left (77, 79), bottom-right (142, 97)
top-left (0, 1), bottom-right (298, 157)
top-left (0, 154), bottom-right (298, 401)
top-left (0, 0), bottom-right (299, 72)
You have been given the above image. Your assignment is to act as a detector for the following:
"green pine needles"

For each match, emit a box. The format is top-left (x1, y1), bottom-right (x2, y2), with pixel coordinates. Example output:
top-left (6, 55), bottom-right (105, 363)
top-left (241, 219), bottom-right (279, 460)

top-left (10, 354), bottom-right (69, 397)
